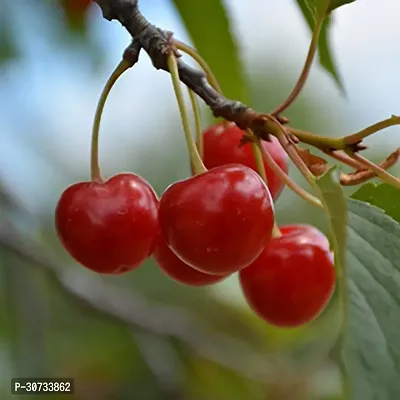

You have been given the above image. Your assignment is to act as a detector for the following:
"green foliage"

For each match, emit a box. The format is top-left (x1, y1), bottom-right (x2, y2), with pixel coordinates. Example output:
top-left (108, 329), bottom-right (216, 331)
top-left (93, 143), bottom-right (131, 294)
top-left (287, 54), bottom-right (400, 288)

top-left (170, 0), bottom-right (248, 103)
top-left (351, 183), bottom-right (400, 223)
top-left (1, 1), bottom-right (400, 399)
top-left (344, 199), bottom-right (400, 400)
top-left (0, 4), bottom-right (19, 65)
top-left (314, 172), bottom-right (400, 399)
top-left (316, 167), bottom-right (348, 270)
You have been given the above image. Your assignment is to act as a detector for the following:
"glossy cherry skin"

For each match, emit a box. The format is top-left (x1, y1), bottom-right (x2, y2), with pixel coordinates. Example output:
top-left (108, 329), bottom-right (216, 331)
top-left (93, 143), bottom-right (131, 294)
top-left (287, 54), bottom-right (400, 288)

top-left (55, 173), bottom-right (159, 274)
top-left (202, 122), bottom-right (289, 200)
top-left (158, 164), bottom-right (275, 275)
top-left (153, 235), bottom-right (229, 286)
top-left (239, 224), bottom-right (335, 328)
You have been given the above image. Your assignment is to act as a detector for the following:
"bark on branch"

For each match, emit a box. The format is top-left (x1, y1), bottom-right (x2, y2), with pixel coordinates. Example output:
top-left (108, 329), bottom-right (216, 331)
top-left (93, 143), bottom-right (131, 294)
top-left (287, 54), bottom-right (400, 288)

top-left (94, 0), bottom-right (273, 132)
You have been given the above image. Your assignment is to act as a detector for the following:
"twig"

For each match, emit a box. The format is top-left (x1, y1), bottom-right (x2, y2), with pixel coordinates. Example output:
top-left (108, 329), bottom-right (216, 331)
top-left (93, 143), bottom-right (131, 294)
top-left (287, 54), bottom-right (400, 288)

top-left (92, 0), bottom-right (307, 142)
top-left (340, 148), bottom-right (400, 186)
top-left (349, 152), bottom-right (400, 190)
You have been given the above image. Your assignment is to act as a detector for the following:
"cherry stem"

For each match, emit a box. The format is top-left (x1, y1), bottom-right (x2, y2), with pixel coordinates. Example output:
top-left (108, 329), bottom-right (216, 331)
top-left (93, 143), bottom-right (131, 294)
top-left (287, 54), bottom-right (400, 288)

top-left (287, 127), bottom-right (345, 151)
top-left (270, 6), bottom-right (326, 116)
top-left (173, 39), bottom-right (223, 94)
top-left (188, 88), bottom-right (203, 159)
top-left (340, 149), bottom-right (399, 186)
top-left (91, 59), bottom-right (133, 182)
top-left (322, 149), bottom-right (364, 170)
top-left (342, 115), bottom-right (400, 145)
top-left (265, 117), bottom-right (318, 189)
top-left (167, 54), bottom-right (207, 175)
top-left (256, 138), bottom-right (322, 209)
top-left (247, 130), bottom-right (267, 183)
top-left (348, 152), bottom-right (400, 190)
top-left (246, 129), bottom-right (282, 238)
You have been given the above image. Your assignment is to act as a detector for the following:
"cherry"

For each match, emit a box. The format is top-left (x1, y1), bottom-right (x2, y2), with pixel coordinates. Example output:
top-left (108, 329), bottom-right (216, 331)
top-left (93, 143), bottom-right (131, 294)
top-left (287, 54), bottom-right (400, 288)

top-left (55, 173), bottom-right (159, 274)
top-left (158, 164), bottom-right (275, 275)
top-left (202, 122), bottom-right (289, 200)
top-left (61, 0), bottom-right (92, 16)
top-left (153, 235), bottom-right (229, 286)
top-left (239, 224), bottom-right (335, 328)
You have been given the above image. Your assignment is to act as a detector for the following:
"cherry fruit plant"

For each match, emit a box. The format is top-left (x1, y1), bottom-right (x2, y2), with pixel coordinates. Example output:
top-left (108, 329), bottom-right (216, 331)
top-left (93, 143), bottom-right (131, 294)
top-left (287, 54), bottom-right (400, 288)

top-left (54, 0), bottom-right (400, 399)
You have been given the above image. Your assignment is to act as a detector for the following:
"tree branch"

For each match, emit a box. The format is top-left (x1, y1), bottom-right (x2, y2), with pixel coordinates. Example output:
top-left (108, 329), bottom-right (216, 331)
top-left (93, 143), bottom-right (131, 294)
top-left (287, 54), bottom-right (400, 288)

top-left (93, 0), bottom-right (269, 131)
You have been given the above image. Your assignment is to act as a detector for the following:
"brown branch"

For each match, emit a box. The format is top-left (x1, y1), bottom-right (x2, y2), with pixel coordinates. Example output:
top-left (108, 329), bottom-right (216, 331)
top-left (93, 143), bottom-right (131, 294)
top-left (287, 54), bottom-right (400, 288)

top-left (340, 148), bottom-right (400, 186)
top-left (93, 0), bottom-right (270, 132)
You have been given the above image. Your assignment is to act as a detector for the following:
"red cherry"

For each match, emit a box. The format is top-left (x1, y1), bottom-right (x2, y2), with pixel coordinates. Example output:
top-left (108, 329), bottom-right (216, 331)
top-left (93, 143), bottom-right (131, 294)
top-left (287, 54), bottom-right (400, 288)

top-left (61, 0), bottom-right (92, 16)
top-left (239, 224), bottom-right (335, 328)
top-left (202, 122), bottom-right (289, 200)
top-left (55, 173), bottom-right (159, 274)
top-left (159, 164), bottom-right (275, 275)
top-left (153, 235), bottom-right (229, 286)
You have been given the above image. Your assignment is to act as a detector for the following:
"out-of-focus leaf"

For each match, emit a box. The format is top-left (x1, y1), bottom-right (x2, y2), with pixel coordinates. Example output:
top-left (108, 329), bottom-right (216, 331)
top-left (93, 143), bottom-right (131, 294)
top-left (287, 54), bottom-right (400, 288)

top-left (186, 356), bottom-right (263, 400)
top-left (0, 12), bottom-right (19, 65)
top-left (171, 0), bottom-right (248, 102)
top-left (296, 0), bottom-right (344, 91)
top-left (328, 0), bottom-right (356, 12)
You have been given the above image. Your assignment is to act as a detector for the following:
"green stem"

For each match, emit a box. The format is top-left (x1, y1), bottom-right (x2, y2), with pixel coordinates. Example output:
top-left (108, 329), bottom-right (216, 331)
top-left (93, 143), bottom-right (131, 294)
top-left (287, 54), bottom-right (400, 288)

top-left (271, 4), bottom-right (327, 116)
top-left (91, 59), bottom-right (133, 182)
top-left (167, 55), bottom-right (206, 175)
top-left (349, 152), bottom-right (400, 190)
top-left (247, 130), bottom-right (282, 238)
top-left (173, 39), bottom-right (223, 94)
top-left (266, 119), bottom-right (317, 188)
top-left (288, 127), bottom-right (346, 150)
top-left (256, 138), bottom-right (322, 209)
top-left (343, 115), bottom-right (400, 145)
top-left (188, 88), bottom-right (203, 159)
top-left (322, 149), bottom-right (364, 170)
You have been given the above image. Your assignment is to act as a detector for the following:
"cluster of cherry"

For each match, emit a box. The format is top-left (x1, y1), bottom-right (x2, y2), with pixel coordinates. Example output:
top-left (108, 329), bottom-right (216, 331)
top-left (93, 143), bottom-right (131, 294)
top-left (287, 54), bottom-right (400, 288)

top-left (55, 122), bottom-right (335, 328)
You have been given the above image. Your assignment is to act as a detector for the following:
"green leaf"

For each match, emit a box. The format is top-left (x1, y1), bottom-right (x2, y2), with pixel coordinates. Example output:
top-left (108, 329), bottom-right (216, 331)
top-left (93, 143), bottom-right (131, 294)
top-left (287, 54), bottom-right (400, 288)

top-left (295, 1), bottom-right (344, 91)
top-left (351, 183), bottom-right (400, 223)
top-left (328, 0), bottom-right (356, 13)
top-left (315, 171), bottom-right (400, 399)
top-left (315, 167), bottom-right (348, 270)
top-left (171, 0), bottom-right (248, 102)
top-left (344, 199), bottom-right (400, 400)
top-left (0, 9), bottom-right (19, 65)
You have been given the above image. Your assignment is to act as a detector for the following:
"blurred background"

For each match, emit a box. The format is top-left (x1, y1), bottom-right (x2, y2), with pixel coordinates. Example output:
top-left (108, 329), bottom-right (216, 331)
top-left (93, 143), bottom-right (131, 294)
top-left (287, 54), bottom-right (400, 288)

top-left (0, 0), bottom-right (399, 399)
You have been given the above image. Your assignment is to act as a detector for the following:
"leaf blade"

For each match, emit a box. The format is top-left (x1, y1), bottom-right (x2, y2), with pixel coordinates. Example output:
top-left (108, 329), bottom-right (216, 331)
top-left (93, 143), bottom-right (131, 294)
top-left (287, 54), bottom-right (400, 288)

top-left (345, 199), bottom-right (400, 400)
top-left (171, 0), bottom-right (248, 102)
top-left (351, 183), bottom-right (400, 223)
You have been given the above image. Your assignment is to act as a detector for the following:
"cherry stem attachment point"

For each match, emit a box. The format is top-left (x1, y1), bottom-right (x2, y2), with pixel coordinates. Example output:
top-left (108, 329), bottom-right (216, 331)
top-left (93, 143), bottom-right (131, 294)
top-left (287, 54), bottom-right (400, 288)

top-left (167, 54), bottom-right (207, 175)
top-left (342, 115), bottom-right (400, 145)
top-left (265, 117), bottom-right (317, 189)
top-left (91, 59), bottom-right (133, 182)
top-left (188, 88), bottom-right (204, 159)
top-left (348, 152), bottom-right (400, 190)
top-left (173, 39), bottom-right (223, 94)
top-left (270, 6), bottom-right (326, 116)
top-left (256, 138), bottom-right (322, 209)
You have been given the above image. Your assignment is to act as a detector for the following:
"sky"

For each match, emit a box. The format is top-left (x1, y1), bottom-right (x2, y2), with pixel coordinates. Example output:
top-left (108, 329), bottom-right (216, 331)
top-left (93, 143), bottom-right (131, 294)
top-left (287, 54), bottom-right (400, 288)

top-left (0, 0), bottom-right (399, 215)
